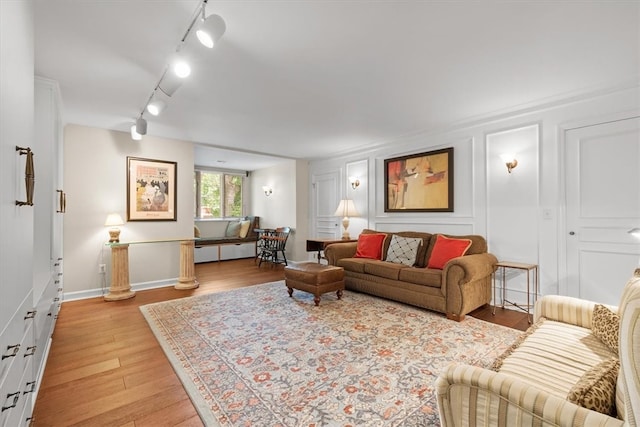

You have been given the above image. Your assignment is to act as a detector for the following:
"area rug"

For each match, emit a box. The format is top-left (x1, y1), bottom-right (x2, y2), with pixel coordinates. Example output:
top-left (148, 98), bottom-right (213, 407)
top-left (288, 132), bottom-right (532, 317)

top-left (140, 281), bottom-right (521, 426)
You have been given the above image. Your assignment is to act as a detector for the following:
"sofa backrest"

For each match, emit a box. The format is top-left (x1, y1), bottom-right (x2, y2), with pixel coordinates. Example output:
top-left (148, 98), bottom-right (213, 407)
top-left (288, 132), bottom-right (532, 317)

top-left (616, 269), bottom-right (640, 425)
top-left (361, 229), bottom-right (487, 268)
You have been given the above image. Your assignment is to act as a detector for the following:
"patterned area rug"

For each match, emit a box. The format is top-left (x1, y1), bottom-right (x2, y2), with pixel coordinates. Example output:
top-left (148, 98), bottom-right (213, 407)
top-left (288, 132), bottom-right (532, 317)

top-left (140, 281), bottom-right (520, 426)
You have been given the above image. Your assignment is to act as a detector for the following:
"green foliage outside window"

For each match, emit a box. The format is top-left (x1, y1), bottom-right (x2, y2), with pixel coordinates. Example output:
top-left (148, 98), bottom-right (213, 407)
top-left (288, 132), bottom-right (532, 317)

top-left (195, 170), bottom-right (243, 218)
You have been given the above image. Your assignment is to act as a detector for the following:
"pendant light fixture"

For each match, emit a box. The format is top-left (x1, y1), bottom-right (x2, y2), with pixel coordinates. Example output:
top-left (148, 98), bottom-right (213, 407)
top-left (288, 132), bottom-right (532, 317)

top-left (130, 0), bottom-right (226, 140)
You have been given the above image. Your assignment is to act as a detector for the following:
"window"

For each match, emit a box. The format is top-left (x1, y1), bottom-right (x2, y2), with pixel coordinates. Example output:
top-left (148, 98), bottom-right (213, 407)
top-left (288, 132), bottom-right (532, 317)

top-left (194, 170), bottom-right (244, 219)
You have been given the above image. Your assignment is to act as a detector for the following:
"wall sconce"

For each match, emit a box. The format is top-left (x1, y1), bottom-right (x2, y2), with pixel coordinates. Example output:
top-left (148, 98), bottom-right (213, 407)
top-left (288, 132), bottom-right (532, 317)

top-left (628, 228), bottom-right (640, 239)
top-left (500, 153), bottom-right (518, 173)
top-left (262, 186), bottom-right (273, 197)
top-left (105, 213), bottom-right (125, 243)
top-left (349, 176), bottom-right (360, 190)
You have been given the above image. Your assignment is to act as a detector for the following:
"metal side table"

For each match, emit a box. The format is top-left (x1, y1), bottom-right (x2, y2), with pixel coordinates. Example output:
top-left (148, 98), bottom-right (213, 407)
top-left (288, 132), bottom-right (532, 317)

top-left (493, 261), bottom-right (539, 323)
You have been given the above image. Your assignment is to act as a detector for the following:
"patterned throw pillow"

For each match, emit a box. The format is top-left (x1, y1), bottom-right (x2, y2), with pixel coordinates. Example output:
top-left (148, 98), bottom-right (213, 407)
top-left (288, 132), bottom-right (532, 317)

top-left (567, 358), bottom-right (620, 417)
top-left (385, 235), bottom-right (422, 266)
top-left (592, 304), bottom-right (620, 353)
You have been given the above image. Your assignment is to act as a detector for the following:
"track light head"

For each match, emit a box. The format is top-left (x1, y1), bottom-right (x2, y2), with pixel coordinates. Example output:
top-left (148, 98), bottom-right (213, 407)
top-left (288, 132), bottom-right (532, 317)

top-left (173, 60), bottom-right (191, 78)
top-left (135, 117), bottom-right (147, 135)
top-left (146, 100), bottom-right (166, 116)
top-left (196, 14), bottom-right (226, 48)
top-left (131, 124), bottom-right (142, 140)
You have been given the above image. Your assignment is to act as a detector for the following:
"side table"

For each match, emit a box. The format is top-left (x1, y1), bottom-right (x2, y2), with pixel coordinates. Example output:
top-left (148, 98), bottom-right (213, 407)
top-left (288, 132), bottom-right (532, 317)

top-left (493, 261), bottom-right (539, 323)
top-left (306, 238), bottom-right (357, 263)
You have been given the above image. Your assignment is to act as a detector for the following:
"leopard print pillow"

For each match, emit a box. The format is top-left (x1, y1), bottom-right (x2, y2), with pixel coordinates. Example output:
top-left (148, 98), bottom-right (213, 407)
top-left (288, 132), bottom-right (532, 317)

top-left (592, 304), bottom-right (620, 353)
top-left (567, 358), bottom-right (619, 417)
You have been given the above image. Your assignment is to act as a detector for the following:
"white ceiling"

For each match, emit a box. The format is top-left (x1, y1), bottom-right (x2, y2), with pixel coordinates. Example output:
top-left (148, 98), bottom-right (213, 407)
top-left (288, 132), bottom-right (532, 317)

top-left (34, 1), bottom-right (639, 171)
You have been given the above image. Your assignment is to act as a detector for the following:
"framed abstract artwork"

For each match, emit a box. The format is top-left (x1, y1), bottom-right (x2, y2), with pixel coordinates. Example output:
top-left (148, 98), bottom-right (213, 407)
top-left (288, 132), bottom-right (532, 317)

top-left (127, 156), bottom-right (177, 221)
top-left (384, 147), bottom-right (453, 212)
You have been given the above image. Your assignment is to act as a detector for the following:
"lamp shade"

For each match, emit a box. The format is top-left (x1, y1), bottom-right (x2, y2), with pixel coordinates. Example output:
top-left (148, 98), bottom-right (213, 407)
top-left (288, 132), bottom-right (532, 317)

top-left (196, 14), bottom-right (226, 48)
top-left (334, 199), bottom-right (359, 217)
top-left (104, 213), bottom-right (124, 227)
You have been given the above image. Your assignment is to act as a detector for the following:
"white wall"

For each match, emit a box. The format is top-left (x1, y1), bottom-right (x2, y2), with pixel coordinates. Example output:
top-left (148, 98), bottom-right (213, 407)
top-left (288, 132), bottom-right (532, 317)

top-left (251, 159), bottom-right (308, 262)
top-left (63, 125), bottom-right (194, 297)
top-left (309, 86), bottom-right (640, 300)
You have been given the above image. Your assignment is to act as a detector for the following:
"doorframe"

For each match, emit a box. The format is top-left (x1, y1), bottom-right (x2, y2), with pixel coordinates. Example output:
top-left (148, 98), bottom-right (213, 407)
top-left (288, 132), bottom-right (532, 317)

top-left (557, 110), bottom-right (640, 296)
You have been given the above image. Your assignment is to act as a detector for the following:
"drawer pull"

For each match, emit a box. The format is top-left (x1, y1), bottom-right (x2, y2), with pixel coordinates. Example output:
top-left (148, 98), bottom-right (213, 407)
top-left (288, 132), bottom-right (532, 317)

top-left (55, 280), bottom-right (60, 284)
top-left (54, 263), bottom-right (60, 267)
top-left (23, 346), bottom-right (36, 357)
top-left (54, 315), bottom-right (59, 320)
top-left (57, 257), bottom-right (63, 261)
top-left (24, 310), bottom-right (36, 320)
top-left (57, 272), bottom-right (63, 276)
top-left (23, 381), bottom-right (35, 395)
top-left (53, 297), bottom-right (60, 302)
top-left (2, 392), bottom-right (19, 412)
top-left (57, 287), bottom-right (63, 292)
top-left (47, 312), bottom-right (52, 317)
top-left (2, 344), bottom-right (20, 360)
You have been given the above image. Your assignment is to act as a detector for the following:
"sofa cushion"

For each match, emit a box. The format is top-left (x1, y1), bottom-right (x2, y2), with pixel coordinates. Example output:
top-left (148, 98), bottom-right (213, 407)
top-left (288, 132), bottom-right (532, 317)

top-left (336, 257), bottom-right (369, 274)
top-left (567, 357), bottom-right (620, 417)
top-left (427, 235), bottom-right (472, 269)
top-left (398, 267), bottom-right (443, 288)
top-left (354, 233), bottom-right (387, 260)
top-left (496, 319), bottom-right (616, 399)
top-left (386, 235), bottom-right (422, 266)
top-left (592, 304), bottom-right (619, 354)
top-left (363, 261), bottom-right (409, 280)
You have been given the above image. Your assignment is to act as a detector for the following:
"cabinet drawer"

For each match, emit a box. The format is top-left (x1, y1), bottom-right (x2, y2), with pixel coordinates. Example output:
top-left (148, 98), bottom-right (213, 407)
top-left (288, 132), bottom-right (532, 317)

top-left (1, 356), bottom-right (33, 427)
top-left (0, 322), bottom-right (34, 427)
top-left (0, 292), bottom-right (34, 388)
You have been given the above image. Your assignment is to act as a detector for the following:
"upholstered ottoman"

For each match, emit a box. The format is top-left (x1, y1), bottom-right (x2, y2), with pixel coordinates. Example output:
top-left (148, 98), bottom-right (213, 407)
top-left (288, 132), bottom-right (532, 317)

top-left (284, 262), bottom-right (344, 306)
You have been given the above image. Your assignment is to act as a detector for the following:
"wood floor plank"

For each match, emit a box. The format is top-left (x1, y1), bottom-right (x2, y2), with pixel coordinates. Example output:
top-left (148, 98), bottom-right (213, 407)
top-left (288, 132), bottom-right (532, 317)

top-left (32, 258), bottom-right (527, 426)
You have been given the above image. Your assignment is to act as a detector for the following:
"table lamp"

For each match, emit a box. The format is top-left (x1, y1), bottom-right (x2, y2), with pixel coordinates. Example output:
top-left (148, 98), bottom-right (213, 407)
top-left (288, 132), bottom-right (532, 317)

top-left (334, 199), bottom-right (359, 240)
top-left (105, 213), bottom-right (125, 243)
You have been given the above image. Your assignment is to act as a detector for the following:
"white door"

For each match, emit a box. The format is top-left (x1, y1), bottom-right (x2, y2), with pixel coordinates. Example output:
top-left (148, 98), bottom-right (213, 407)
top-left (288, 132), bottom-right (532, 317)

top-left (565, 116), bottom-right (640, 305)
top-left (311, 170), bottom-right (341, 239)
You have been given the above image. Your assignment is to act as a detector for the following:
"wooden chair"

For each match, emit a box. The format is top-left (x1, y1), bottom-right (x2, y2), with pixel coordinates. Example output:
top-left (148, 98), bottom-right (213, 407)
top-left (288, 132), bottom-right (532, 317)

top-left (258, 227), bottom-right (291, 266)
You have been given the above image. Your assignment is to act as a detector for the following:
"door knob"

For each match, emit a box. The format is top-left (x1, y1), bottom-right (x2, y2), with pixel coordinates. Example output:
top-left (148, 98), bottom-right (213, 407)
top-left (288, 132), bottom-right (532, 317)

top-left (569, 231), bottom-right (575, 235)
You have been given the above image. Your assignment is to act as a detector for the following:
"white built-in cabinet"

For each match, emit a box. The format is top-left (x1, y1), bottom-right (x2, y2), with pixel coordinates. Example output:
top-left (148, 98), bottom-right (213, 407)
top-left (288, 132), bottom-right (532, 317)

top-left (0, 76), bottom-right (63, 426)
top-left (32, 77), bottom-right (64, 399)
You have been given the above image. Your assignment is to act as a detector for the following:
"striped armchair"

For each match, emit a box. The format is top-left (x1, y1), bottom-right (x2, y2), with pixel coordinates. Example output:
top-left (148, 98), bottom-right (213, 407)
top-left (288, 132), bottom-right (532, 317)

top-left (435, 270), bottom-right (640, 427)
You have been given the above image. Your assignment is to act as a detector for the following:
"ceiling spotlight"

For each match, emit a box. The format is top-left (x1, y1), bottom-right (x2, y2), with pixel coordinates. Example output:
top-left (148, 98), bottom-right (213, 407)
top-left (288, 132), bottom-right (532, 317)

top-left (172, 56), bottom-right (191, 78)
top-left (146, 99), bottom-right (166, 116)
top-left (131, 124), bottom-right (142, 141)
top-left (135, 117), bottom-right (147, 135)
top-left (196, 14), bottom-right (226, 48)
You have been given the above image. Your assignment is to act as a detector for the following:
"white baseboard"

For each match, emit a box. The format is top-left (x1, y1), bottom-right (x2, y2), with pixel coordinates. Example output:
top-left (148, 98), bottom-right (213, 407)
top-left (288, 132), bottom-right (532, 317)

top-left (62, 278), bottom-right (178, 302)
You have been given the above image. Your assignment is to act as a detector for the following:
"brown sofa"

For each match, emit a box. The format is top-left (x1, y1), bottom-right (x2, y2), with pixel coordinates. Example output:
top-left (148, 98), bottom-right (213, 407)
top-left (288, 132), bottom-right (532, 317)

top-left (324, 229), bottom-right (498, 321)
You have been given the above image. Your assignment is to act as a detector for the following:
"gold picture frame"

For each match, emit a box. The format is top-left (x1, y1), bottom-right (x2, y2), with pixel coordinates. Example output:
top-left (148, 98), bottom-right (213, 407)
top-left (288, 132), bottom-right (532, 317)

top-left (384, 147), bottom-right (453, 212)
top-left (127, 157), bottom-right (177, 221)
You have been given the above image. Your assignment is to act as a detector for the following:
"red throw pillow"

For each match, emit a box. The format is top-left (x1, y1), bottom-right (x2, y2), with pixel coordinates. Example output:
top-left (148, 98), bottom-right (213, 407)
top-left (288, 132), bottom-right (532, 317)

top-left (354, 233), bottom-right (387, 260)
top-left (427, 235), bottom-right (472, 269)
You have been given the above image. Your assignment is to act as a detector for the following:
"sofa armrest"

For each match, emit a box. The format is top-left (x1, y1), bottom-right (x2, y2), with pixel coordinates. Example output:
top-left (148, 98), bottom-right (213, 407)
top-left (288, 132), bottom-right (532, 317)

top-left (533, 295), bottom-right (618, 329)
top-left (444, 253), bottom-right (497, 319)
top-left (324, 242), bottom-right (358, 265)
top-left (436, 364), bottom-right (624, 427)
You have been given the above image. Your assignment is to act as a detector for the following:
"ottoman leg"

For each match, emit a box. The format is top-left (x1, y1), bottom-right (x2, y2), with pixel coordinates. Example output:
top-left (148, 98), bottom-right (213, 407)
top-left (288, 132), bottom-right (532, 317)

top-left (337, 289), bottom-right (343, 300)
top-left (313, 295), bottom-right (321, 306)
top-left (287, 286), bottom-right (293, 297)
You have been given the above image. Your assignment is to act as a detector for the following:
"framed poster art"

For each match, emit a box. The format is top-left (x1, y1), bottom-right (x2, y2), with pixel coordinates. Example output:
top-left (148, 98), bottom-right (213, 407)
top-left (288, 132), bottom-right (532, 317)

top-left (127, 157), bottom-right (177, 221)
top-left (384, 147), bottom-right (453, 212)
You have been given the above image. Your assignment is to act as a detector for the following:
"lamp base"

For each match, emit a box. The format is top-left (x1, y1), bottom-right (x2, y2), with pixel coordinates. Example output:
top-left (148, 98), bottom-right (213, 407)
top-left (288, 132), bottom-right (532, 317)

top-left (341, 217), bottom-right (350, 240)
top-left (108, 228), bottom-right (121, 243)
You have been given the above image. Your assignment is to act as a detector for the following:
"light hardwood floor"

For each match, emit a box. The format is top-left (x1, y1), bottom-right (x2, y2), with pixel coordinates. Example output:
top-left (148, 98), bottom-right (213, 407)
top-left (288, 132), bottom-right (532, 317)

top-left (32, 258), bottom-right (529, 426)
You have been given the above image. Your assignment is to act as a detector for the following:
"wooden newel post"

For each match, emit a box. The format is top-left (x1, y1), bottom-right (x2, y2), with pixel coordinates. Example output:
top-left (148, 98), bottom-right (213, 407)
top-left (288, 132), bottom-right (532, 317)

top-left (175, 240), bottom-right (199, 290)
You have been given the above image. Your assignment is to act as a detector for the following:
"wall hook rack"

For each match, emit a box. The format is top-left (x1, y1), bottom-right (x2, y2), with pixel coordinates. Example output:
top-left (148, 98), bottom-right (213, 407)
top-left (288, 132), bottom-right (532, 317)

top-left (15, 146), bottom-right (34, 206)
